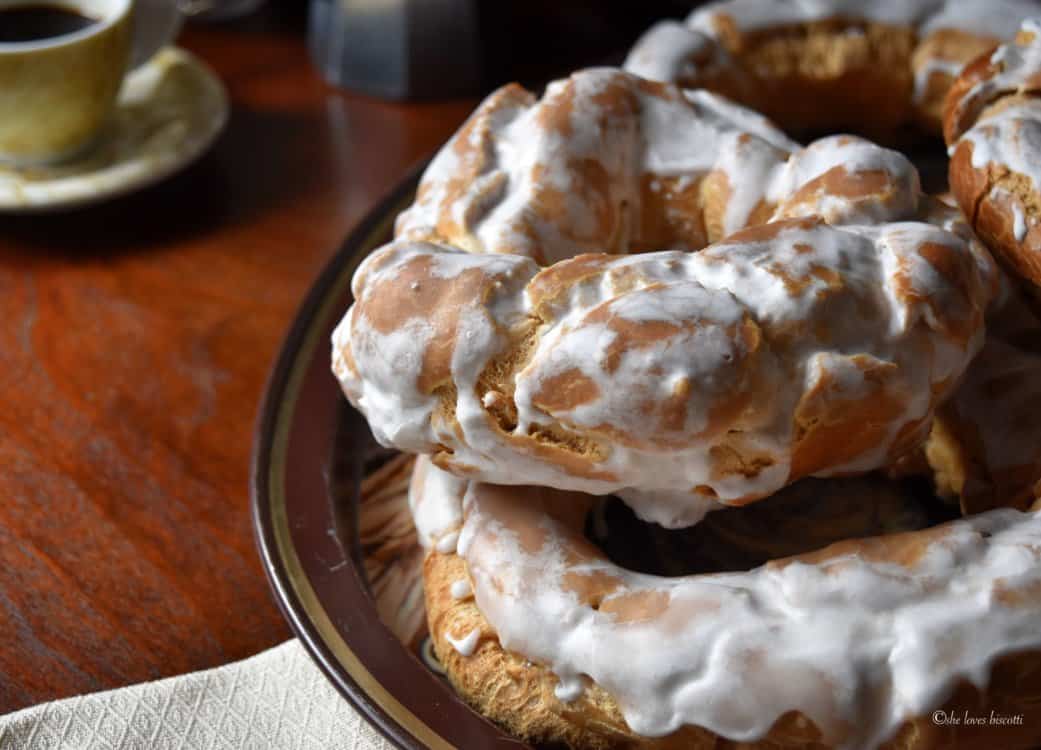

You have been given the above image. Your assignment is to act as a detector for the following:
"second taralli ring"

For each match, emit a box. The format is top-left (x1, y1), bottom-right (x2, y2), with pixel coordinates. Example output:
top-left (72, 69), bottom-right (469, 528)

top-left (413, 456), bottom-right (1041, 750)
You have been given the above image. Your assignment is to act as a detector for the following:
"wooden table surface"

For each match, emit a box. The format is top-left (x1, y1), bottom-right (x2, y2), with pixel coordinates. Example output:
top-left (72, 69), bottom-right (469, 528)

top-left (0, 9), bottom-right (475, 713)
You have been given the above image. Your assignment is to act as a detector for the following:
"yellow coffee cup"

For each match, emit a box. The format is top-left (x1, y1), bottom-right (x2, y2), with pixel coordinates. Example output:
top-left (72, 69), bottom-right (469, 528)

top-left (0, 0), bottom-right (182, 166)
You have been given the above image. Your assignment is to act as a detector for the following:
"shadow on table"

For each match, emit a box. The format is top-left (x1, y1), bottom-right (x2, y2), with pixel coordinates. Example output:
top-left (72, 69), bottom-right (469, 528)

top-left (0, 104), bottom-right (327, 262)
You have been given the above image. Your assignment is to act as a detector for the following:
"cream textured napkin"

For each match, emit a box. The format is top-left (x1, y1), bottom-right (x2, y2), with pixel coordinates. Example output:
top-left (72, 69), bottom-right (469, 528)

top-left (0, 640), bottom-right (394, 750)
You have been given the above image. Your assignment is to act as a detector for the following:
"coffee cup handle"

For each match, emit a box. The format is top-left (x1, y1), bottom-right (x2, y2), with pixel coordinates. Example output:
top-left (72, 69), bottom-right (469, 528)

top-left (129, 0), bottom-right (184, 69)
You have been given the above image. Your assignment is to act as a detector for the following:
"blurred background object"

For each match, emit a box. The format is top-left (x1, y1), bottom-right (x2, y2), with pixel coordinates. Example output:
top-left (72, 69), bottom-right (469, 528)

top-left (308, 0), bottom-right (697, 99)
top-left (182, 0), bottom-right (266, 22)
top-left (308, 0), bottom-right (481, 99)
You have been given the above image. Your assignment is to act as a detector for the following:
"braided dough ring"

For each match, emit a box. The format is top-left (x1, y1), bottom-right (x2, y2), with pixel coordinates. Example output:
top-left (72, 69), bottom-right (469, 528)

top-left (336, 222), bottom-right (991, 527)
top-left (413, 457), bottom-right (1041, 750)
top-left (945, 20), bottom-right (1041, 305)
top-left (334, 69), bottom-right (997, 527)
top-left (624, 0), bottom-right (1040, 136)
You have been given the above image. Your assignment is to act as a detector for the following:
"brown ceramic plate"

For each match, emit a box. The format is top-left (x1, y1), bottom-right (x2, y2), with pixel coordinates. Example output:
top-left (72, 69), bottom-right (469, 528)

top-left (250, 170), bottom-right (528, 749)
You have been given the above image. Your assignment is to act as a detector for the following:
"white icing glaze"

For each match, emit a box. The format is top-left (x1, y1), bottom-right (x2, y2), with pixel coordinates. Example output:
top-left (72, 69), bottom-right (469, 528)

top-left (553, 675), bottom-right (585, 703)
top-left (687, 0), bottom-right (918, 34)
top-left (436, 531), bottom-right (460, 555)
top-left (768, 135), bottom-right (921, 224)
top-left (407, 461), bottom-right (1041, 749)
top-left (450, 578), bottom-right (472, 600)
top-left (445, 626), bottom-right (480, 657)
top-left (338, 217), bottom-right (989, 524)
top-left (956, 91), bottom-right (1041, 197)
top-left (686, 0), bottom-right (1040, 39)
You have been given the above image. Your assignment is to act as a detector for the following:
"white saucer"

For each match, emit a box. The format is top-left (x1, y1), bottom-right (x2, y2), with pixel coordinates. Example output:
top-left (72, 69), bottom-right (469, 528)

top-left (0, 47), bottom-right (228, 212)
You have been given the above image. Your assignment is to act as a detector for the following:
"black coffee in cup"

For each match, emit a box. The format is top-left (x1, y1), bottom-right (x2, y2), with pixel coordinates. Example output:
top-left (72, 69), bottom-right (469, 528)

top-left (0, 4), bottom-right (98, 43)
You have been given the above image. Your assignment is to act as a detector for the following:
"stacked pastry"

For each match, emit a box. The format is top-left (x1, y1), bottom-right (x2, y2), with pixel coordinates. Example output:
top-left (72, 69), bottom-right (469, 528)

top-left (333, 8), bottom-right (1041, 750)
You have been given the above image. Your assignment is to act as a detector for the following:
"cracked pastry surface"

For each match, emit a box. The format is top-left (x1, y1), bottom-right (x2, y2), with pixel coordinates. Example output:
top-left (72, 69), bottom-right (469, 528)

top-left (945, 19), bottom-right (1041, 305)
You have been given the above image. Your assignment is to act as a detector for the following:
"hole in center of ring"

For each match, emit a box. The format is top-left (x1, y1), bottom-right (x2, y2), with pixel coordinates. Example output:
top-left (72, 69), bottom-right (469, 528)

top-left (586, 473), bottom-right (960, 577)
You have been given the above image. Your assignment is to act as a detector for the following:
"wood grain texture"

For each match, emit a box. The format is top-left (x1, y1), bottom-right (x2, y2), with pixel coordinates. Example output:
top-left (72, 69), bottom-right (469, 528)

top-left (0, 10), bottom-right (475, 712)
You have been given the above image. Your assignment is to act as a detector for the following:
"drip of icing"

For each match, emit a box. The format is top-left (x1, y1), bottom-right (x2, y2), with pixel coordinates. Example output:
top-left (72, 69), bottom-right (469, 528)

top-left (446, 627), bottom-right (481, 657)
top-left (450, 578), bottom-right (472, 600)
top-left (407, 454), bottom-right (465, 549)
top-left (623, 21), bottom-right (720, 89)
top-left (1011, 195), bottom-right (1029, 241)
top-left (553, 674), bottom-right (585, 703)
top-left (435, 530), bottom-right (460, 555)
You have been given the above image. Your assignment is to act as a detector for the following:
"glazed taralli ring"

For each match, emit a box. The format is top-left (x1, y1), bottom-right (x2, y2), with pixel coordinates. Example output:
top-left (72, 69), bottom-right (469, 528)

top-left (335, 222), bottom-right (992, 527)
top-left (333, 69), bottom-right (996, 527)
top-left (412, 456), bottom-right (1041, 750)
top-left (945, 19), bottom-right (1041, 304)
top-left (624, 0), bottom-right (1041, 135)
